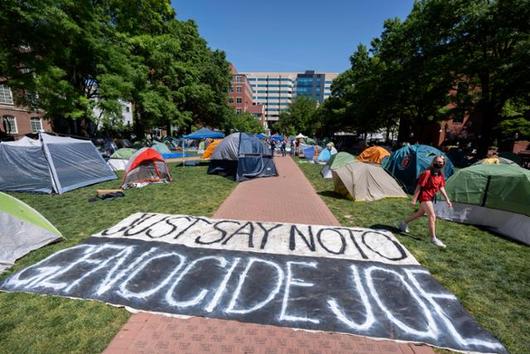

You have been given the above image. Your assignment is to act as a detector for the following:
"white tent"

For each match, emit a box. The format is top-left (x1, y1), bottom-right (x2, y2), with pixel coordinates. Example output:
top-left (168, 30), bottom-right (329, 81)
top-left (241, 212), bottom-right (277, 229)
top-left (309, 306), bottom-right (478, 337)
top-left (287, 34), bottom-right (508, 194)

top-left (0, 133), bottom-right (116, 194)
top-left (333, 162), bottom-right (407, 201)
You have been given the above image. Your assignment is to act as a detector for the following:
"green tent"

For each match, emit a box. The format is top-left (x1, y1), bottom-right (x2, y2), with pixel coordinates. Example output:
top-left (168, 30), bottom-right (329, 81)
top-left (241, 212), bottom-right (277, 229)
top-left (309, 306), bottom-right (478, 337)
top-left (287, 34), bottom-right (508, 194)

top-left (0, 192), bottom-right (62, 273)
top-left (435, 164), bottom-right (530, 245)
top-left (152, 142), bottom-right (171, 155)
top-left (110, 148), bottom-right (137, 160)
top-left (321, 152), bottom-right (356, 178)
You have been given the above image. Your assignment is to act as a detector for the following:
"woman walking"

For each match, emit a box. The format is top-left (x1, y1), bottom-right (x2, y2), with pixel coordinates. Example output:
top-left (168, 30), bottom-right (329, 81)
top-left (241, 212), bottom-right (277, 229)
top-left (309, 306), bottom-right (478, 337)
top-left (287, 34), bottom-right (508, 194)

top-left (399, 155), bottom-right (452, 248)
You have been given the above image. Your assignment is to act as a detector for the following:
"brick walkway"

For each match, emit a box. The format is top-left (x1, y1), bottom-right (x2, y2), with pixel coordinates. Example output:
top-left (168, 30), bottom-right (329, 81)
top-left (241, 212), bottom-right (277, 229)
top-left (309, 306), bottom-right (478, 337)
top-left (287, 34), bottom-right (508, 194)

top-left (104, 156), bottom-right (434, 354)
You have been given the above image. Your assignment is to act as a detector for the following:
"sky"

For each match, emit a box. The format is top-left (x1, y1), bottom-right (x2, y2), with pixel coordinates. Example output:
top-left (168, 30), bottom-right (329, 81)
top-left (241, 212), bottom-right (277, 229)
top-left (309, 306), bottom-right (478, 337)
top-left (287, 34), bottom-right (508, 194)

top-left (171, 0), bottom-right (415, 73)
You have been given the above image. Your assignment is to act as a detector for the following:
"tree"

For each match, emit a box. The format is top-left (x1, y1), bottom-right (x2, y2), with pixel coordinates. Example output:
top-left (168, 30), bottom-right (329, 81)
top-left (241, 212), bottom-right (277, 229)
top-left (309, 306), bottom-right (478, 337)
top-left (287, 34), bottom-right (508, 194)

top-left (275, 96), bottom-right (319, 136)
top-left (223, 111), bottom-right (264, 134)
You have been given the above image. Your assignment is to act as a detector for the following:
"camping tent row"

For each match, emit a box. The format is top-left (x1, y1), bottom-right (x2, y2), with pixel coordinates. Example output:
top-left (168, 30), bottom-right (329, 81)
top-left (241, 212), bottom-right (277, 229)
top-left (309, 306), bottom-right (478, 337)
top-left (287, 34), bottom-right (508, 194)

top-left (0, 133), bottom-right (116, 194)
top-left (207, 132), bottom-right (277, 181)
top-left (435, 163), bottom-right (530, 245)
top-left (0, 192), bottom-right (62, 273)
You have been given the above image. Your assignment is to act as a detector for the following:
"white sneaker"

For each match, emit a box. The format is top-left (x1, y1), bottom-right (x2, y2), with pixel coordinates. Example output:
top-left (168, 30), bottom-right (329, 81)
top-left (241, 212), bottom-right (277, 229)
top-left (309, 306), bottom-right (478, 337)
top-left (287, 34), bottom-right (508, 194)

top-left (398, 221), bottom-right (409, 233)
top-left (431, 238), bottom-right (447, 248)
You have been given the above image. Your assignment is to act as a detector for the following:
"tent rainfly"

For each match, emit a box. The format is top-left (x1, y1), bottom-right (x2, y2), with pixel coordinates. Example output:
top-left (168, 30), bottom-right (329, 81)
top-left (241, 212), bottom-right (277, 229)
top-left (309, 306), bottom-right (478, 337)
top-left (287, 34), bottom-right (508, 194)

top-left (333, 162), bottom-right (407, 202)
top-left (0, 192), bottom-right (62, 273)
top-left (0, 133), bottom-right (116, 194)
top-left (321, 152), bottom-right (356, 179)
top-left (202, 139), bottom-right (223, 159)
top-left (108, 148), bottom-right (137, 171)
top-left (357, 146), bottom-right (390, 164)
top-left (435, 164), bottom-right (530, 245)
top-left (122, 148), bottom-right (172, 189)
top-left (208, 132), bottom-right (277, 181)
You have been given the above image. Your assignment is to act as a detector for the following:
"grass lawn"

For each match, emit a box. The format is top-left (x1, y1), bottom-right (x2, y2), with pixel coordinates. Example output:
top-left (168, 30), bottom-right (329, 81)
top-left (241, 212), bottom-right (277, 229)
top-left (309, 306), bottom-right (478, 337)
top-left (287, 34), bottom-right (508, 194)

top-left (298, 161), bottom-right (529, 354)
top-left (0, 163), bottom-right (236, 354)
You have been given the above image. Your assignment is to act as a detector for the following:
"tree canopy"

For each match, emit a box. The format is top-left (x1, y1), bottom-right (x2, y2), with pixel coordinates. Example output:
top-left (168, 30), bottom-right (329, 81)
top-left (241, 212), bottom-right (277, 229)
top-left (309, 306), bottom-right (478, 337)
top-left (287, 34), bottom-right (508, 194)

top-left (0, 0), bottom-right (233, 137)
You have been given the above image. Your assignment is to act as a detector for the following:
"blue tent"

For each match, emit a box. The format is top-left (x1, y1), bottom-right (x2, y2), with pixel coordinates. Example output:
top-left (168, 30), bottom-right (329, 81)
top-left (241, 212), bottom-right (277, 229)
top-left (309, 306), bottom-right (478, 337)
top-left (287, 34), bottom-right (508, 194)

top-left (256, 133), bottom-right (268, 140)
top-left (184, 128), bottom-right (224, 139)
top-left (383, 144), bottom-right (454, 193)
top-left (271, 134), bottom-right (283, 142)
top-left (303, 146), bottom-right (315, 161)
top-left (317, 148), bottom-right (332, 162)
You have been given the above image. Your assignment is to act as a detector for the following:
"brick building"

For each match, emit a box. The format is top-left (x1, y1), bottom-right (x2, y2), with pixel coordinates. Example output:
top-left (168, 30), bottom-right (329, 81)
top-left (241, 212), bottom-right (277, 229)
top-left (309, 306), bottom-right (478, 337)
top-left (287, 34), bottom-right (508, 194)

top-left (228, 65), bottom-right (265, 127)
top-left (0, 84), bottom-right (52, 140)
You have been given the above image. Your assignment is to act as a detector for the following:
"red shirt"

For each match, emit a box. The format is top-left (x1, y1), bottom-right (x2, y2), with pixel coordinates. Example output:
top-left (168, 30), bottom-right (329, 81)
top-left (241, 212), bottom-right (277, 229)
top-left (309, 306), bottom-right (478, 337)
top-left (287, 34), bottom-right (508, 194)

top-left (417, 169), bottom-right (445, 202)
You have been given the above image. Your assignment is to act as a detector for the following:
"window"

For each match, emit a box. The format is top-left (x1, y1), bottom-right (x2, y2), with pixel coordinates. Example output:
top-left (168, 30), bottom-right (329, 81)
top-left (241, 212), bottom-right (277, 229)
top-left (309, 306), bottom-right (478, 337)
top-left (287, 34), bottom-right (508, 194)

top-left (236, 86), bottom-right (242, 93)
top-left (125, 106), bottom-right (130, 113)
top-left (30, 117), bottom-right (43, 133)
top-left (236, 97), bottom-right (242, 104)
top-left (0, 85), bottom-right (14, 105)
top-left (229, 87), bottom-right (234, 93)
top-left (2, 116), bottom-right (17, 134)
top-left (228, 98), bottom-right (234, 103)
top-left (236, 109), bottom-right (242, 114)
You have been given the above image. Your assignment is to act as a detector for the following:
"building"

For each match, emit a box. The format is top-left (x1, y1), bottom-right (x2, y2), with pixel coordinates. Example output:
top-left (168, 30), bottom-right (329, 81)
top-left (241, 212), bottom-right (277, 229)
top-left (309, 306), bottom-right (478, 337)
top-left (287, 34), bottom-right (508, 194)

top-left (241, 70), bottom-right (338, 124)
top-left (228, 65), bottom-right (265, 126)
top-left (93, 100), bottom-right (133, 129)
top-left (0, 84), bottom-right (52, 140)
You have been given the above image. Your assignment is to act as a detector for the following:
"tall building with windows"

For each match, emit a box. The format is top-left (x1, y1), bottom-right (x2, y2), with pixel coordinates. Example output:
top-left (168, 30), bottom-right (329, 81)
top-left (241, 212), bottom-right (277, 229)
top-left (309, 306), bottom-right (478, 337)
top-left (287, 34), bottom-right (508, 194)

top-left (242, 70), bottom-right (338, 125)
top-left (0, 84), bottom-right (52, 140)
top-left (228, 65), bottom-right (265, 126)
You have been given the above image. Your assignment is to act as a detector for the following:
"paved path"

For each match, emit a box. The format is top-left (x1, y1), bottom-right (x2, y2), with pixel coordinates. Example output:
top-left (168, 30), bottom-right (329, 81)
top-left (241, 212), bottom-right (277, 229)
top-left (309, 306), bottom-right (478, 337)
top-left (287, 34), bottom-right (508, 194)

top-left (104, 156), bottom-right (434, 354)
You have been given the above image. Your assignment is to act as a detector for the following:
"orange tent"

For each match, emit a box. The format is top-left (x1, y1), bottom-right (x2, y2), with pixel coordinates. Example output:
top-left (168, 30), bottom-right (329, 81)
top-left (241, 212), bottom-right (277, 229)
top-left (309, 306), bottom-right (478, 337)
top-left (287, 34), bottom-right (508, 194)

top-left (357, 146), bottom-right (390, 164)
top-left (202, 139), bottom-right (222, 159)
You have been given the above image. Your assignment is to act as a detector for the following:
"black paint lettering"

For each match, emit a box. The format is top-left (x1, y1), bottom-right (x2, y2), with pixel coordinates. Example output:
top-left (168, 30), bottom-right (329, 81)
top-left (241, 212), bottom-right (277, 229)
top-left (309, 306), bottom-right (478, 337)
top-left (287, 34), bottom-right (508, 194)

top-left (256, 222), bottom-right (282, 249)
top-left (195, 220), bottom-right (240, 245)
top-left (316, 228), bottom-right (346, 255)
top-left (361, 231), bottom-right (407, 261)
top-left (289, 225), bottom-right (315, 252)
top-left (222, 222), bottom-right (255, 248)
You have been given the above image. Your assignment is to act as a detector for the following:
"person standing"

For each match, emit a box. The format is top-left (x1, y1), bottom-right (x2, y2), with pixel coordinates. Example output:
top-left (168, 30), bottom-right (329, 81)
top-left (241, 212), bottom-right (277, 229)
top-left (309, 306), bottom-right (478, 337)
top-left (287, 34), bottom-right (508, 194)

top-left (281, 139), bottom-right (287, 157)
top-left (399, 156), bottom-right (452, 248)
top-left (270, 139), bottom-right (276, 157)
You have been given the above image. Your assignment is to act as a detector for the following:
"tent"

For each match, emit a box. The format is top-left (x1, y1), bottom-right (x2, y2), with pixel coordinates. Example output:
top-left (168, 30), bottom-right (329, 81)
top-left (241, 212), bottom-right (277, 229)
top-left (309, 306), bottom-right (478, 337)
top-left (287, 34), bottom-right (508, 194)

top-left (108, 148), bottom-right (137, 171)
top-left (383, 144), bottom-right (454, 193)
top-left (184, 127), bottom-right (224, 140)
top-left (0, 133), bottom-right (116, 194)
top-left (333, 162), bottom-right (407, 202)
top-left (271, 134), bottom-right (284, 142)
top-left (0, 192), bottom-right (62, 273)
top-left (256, 133), bottom-right (268, 140)
top-left (295, 133), bottom-right (307, 139)
top-left (435, 164), bottom-right (530, 245)
top-left (357, 146), bottom-right (390, 164)
top-left (321, 152), bottom-right (355, 178)
top-left (473, 157), bottom-right (516, 165)
top-left (208, 132), bottom-right (277, 181)
top-left (317, 147), bottom-right (337, 164)
top-left (122, 148), bottom-right (172, 188)
top-left (202, 139), bottom-right (222, 159)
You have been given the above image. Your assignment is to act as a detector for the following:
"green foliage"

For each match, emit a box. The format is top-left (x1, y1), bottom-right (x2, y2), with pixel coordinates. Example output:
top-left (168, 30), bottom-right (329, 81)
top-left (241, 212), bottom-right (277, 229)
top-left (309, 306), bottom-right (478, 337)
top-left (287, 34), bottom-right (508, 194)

top-left (0, 164), bottom-right (236, 354)
top-left (0, 0), bottom-right (232, 136)
top-left (299, 161), bottom-right (530, 354)
top-left (275, 96), bottom-right (319, 136)
top-left (223, 110), bottom-right (264, 134)
top-left (325, 0), bottom-right (530, 151)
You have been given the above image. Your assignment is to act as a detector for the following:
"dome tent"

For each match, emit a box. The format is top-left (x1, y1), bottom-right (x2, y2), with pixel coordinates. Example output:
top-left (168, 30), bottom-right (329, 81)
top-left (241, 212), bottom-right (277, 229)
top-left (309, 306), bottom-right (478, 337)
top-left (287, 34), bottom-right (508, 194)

top-left (333, 162), bottom-right (407, 202)
top-left (202, 139), bottom-right (223, 159)
top-left (383, 144), bottom-right (454, 193)
top-left (357, 146), bottom-right (390, 164)
top-left (122, 148), bottom-right (171, 188)
top-left (0, 133), bottom-right (116, 194)
top-left (317, 147), bottom-right (337, 164)
top-left (0, 192), bottom-right (62, 273)
top-left (321, 152), bottom-right (355, 179)
top-left (207, 132), bottom-right (277, 181)
top-left (435, 164), bottom-right (530, 245)
top-left (108, 148), bottom-right (137, 171)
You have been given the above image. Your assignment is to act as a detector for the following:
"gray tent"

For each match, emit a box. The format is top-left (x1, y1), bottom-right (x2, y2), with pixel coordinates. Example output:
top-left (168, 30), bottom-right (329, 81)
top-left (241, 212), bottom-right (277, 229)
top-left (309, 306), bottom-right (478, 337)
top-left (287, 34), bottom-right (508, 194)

top-left (0, 133), bottom-right (116, 194)
top-left (333, 162), bottom-right (407, 201)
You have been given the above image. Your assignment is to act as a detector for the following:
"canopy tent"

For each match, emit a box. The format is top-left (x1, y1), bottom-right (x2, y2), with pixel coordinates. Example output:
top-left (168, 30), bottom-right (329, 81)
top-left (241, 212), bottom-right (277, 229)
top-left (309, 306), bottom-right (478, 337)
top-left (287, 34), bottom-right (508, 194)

top-left (108, 148), bottom-right (137, 171)
top-left (295, 133), bottom-right (307, 139)
top-left (383, 144), bottom-right (454, 193)
top-left (271, 134), bottom-right (284, 142)
top-left (183, 127), bottom-right (225, 139)
top-left (0, 192), bottom-right (62, 273)
top-left (357, 146), bottom-right (390, 164)
top-left (202, 139), bottom-right (223, 159)
top-left (321, 152), bottom-right (356, 178)
top-left (122, 148), bottom-right (172, 189)
top-left (0, 133), bottom-right (116, 194)
top-left (208, 132), bottom-right (277, 181)
top-left (317, 147), bottom-right (337, 164)
top-left (435, 164), bottom-right (530, 245)
top-left (333, 162), bottom-right (407, 202)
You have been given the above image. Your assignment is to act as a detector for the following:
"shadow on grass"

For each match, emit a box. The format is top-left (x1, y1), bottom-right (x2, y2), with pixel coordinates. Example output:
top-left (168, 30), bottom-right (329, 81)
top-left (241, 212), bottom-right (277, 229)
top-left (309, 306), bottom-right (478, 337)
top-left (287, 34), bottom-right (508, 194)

top-left (318, 190), bottom-right (345, 199)
top-left (370, 223), bottom-right (423, 241)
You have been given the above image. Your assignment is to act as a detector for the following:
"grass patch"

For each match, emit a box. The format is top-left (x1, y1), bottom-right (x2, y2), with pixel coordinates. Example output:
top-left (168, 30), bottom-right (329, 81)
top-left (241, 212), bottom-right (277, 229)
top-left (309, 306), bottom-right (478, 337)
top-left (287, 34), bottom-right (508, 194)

top-left (298, 161), bottom-right (529, 354)
top-left (0, 164), bottom-right (236, 354)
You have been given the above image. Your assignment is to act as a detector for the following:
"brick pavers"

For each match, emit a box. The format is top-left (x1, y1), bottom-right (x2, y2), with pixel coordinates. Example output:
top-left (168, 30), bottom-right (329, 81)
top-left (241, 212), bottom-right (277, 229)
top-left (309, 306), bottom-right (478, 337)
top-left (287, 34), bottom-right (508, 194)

top-left (104, 156), bottom-right (434, 354)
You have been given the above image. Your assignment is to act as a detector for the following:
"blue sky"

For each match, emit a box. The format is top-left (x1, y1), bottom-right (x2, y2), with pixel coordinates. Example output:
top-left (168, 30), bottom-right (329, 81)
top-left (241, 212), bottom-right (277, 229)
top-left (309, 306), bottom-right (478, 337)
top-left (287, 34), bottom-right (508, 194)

top-left (171, 0), bottom-right (414, 73)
